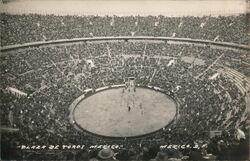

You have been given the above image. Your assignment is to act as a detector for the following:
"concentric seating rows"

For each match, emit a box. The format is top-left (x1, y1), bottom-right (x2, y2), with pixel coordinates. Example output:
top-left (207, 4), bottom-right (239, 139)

top-left (223, 67), bottom-right (250, 128)
top-left (1, 14), bottom-right (248, 46)
top-left (1, 42), bottom-right (248, 154)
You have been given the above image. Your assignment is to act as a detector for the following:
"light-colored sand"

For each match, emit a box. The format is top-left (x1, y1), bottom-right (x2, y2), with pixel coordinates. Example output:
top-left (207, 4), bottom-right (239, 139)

top-left (74, 87), bottom-right (176, 137)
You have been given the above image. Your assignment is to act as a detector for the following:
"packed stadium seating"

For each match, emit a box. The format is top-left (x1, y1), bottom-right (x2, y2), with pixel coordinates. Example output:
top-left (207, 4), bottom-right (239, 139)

top-left (0, 13), bottom-right (249, 161)
top-left (0, 14), bottom-right (249, 46)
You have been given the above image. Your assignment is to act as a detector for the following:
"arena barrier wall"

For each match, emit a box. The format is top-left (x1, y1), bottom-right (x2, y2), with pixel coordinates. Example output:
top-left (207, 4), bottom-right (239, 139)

top-left (69, 84), bottom-right (179, 140)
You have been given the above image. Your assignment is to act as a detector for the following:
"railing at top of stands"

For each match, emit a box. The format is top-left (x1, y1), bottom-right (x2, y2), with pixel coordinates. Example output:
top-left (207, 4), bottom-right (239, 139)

top-left (0, 36), bottom-right (249, 52)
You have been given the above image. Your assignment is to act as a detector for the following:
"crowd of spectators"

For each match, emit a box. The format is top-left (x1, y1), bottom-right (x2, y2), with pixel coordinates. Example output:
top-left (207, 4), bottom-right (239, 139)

top-left (1, 41), bottom-right (249, 160)
top-left (1, 14), bottom-right (249, 46)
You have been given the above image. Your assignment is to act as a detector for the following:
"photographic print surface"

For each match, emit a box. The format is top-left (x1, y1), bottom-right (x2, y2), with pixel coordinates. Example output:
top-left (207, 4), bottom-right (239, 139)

top-left (0, 0), bottom-right (249, 160)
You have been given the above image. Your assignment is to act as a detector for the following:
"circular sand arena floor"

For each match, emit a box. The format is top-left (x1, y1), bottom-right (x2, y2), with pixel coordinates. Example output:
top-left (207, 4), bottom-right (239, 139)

top-left (73, 87), bottom-right (176, 138)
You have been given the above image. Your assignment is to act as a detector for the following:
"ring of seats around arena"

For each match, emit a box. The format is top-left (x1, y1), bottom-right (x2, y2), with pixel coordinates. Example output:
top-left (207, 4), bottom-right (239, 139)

top-left (0, 13), bottom-right (249, 161)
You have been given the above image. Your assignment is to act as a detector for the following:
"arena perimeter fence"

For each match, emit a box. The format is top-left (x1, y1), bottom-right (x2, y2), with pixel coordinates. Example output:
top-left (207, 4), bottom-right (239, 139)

top-left (69, 84), bottom-right (180, 140)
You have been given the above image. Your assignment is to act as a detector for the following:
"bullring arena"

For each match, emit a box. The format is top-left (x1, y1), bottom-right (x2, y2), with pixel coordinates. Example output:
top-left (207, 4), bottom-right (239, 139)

top-left (1, 35), bottom-right (250, 160)
top-left (1, 1), bottom-right (250, 160)
top-left (71, 85), bottom-right (177, 137)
